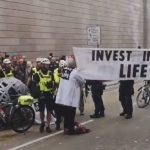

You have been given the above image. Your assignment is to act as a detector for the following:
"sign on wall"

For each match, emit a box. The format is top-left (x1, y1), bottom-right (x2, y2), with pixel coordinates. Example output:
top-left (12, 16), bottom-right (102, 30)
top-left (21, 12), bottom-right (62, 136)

top-left (87, 26), bottom-right (100, 47)
top-left (73, 47), bottom-right (150, 80)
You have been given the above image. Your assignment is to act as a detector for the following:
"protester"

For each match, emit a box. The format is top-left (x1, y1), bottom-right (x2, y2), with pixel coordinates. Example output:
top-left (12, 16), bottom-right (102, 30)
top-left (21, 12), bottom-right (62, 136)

top-left (86, 80), bottom-right (105, 118)
top-left (55, 57), bottom-right (90, 135)
top-left (119, 80), bottom-right (134, 119)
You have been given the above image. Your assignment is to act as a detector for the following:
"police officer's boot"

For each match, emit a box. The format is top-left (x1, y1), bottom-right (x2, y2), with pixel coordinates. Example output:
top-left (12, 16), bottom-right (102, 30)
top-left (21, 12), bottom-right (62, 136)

top-left (40, 122), bottom-right (45, 133)
top-left (56, 124), bottom-right (61, 131)
top-left (46, 126), bottom-right (52, 133)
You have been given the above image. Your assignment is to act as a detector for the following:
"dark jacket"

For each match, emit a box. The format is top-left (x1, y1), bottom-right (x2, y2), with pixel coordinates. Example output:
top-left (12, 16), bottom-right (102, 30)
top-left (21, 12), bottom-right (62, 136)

top-left (119, 80), bottom-right (134, 96)
top-left (86, 80), bottom-right (104, 95)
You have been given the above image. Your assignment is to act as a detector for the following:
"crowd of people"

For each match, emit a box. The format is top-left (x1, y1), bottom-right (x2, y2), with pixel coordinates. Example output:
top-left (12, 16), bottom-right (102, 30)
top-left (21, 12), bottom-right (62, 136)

top-left (0, 52), bottom-right (135, 135)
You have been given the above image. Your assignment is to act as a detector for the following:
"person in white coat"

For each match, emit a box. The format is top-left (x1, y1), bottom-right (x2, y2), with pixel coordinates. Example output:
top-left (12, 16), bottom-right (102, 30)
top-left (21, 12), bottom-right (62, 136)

top-left (55, 57), bottom-right (90, 135)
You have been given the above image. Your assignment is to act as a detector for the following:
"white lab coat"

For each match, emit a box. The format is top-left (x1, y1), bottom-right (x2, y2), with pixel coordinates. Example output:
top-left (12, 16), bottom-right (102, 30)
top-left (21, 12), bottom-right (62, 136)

top-left (55, 68), bottom-right (84, 108)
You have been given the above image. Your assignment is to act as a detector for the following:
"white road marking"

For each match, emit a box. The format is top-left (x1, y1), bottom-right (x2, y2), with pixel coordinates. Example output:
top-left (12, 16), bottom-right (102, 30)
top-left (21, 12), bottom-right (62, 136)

top-left (9, 82), bottom-right (142, 150)
top-left (9, 119), bottom-right (94, 150)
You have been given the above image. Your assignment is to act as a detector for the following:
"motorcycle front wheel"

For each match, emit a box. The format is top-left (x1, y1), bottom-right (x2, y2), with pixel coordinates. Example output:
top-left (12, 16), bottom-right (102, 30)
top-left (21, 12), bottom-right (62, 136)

top-left (10, 105), bottom-right (35, 133)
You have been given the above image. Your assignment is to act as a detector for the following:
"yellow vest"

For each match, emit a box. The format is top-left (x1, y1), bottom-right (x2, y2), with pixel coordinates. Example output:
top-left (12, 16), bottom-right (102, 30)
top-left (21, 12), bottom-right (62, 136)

top-left (54, 68), bottom-right (60, 84)
top-left (4, 70), bottom-right (14, 78)
top-left (18, 95), bottom-right (34, 106)
top-left (38, 70), bottom-right (53, 92)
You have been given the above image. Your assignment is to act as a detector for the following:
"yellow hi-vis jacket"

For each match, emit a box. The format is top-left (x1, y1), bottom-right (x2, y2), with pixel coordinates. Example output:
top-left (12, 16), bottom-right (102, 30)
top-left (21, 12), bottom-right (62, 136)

top-left (54, 68), bottom-right (60, 84)
top-left (4, 70), bottom-right (14, 78)
top-left (37, 70), bottom-right (53, 93)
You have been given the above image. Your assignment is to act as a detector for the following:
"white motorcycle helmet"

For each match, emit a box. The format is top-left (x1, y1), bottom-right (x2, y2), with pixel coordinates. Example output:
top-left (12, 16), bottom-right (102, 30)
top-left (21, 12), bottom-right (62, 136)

top-left (36, 57), bottom-right (43, 63)
top-left (41, 58), bottom-right (50, 65)
top-left (59, 60), bottom-right (67, 68)
top-left (3, 58), bottom-right (11, 64)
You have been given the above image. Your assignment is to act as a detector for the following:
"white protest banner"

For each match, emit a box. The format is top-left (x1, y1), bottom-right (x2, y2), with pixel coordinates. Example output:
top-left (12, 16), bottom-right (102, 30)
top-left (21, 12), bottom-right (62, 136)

top-left (73, 47), bottom-right (150, 80)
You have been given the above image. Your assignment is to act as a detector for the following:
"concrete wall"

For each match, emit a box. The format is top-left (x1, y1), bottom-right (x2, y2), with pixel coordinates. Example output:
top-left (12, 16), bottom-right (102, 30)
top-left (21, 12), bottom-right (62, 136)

top-left (0, 0), bottom-right (145, 59)
top-left (145, 0), bottom-right (150, 48)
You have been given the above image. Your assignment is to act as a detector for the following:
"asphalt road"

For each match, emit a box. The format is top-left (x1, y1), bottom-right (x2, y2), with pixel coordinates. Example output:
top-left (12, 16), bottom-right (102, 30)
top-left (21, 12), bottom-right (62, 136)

top-left (1, 81), bottom-right (150, 150)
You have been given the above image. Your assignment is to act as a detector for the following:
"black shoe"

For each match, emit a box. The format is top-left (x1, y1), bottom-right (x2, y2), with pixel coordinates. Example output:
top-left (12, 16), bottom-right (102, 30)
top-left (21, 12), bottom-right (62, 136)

top-left (90, 114), bottom-right (100, 118)
top-left (46, 126), bottom-right (52, 133)
top-left (56, 124), bottom-right (61, 131)
top-left (125, 114), bottom-right (132, 119)
top-left (99, 113), bottom-right (105, 117)
top-left (39, 122), bottom-right (45, 133)
top-left (120, 112), bottom-right (126, 116)
top-left (80, 112), bottom-right (84, 116)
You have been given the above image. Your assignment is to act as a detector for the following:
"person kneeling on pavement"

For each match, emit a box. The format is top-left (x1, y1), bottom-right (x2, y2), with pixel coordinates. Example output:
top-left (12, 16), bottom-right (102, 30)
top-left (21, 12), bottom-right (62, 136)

top-left (55, 57), bottom-right (90, 135)
top-left (32, 58), bottom-right (54, 133)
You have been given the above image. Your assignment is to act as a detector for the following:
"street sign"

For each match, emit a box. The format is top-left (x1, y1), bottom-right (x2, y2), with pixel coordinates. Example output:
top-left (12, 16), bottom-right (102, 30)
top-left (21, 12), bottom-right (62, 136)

top-left (87, 26), bottom-right (101, 47)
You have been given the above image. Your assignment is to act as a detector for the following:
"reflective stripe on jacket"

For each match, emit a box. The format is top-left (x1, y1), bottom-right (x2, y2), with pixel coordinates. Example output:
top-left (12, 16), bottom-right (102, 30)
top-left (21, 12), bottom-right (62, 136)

top-left (4, 70), bottom-right (14, 78)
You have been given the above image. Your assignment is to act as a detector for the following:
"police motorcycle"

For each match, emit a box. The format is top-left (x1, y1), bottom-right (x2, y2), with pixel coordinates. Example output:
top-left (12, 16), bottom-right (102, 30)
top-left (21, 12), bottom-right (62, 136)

top-left (0, 78), bottom-right (36, 133)
top-left (0, 95), bottom-right (35, 133)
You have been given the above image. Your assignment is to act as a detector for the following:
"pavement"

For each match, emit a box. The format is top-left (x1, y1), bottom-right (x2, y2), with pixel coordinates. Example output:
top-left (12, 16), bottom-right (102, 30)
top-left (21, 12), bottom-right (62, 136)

top-left (1, 81), bottom-right (150, 150)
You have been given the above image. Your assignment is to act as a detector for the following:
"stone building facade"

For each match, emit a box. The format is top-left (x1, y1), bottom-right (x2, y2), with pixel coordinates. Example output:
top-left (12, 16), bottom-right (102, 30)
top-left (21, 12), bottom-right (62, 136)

top-left (0, 0), bottom-right (147, 59)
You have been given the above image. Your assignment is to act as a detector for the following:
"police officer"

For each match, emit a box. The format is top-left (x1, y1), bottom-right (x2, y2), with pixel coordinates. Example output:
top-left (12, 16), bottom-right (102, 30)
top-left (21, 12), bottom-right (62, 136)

top-left (0, 59), bottom-right (14, 78)
top-left (33, 58), bottom-right (54, 133)
top-left (119, 80), bottom-right (134, 119)
top-left (86, 80), bottom-right (105, 118)
top-left (27, 58), bottom-right (42, 96)
top-left (53, 60), bottom-right (67, 130)
top-left (30, 57), bottom-right (43, 75)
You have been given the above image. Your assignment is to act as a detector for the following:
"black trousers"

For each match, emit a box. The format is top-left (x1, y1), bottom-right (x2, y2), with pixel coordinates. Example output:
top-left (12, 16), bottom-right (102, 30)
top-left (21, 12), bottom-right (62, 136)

top-left (79, 90), bottom-right (84, 114)
top-left (92, 92), bottom-right (105, 115)
top-left (38, 93), bottom-right (54, 112)
top-left (64, 106), bottom-right (76, 132)
top-left (119, 95), bottom-right (133, 115)
top-left (55, 104), bottom-right (64, 126)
